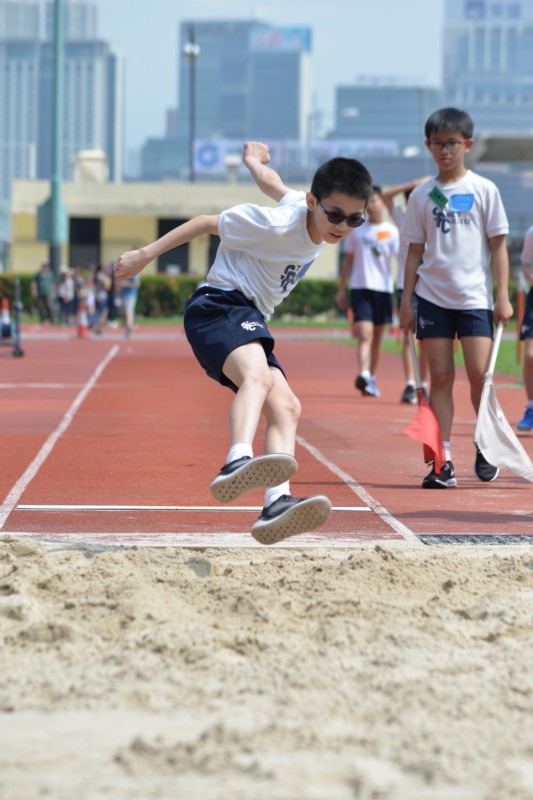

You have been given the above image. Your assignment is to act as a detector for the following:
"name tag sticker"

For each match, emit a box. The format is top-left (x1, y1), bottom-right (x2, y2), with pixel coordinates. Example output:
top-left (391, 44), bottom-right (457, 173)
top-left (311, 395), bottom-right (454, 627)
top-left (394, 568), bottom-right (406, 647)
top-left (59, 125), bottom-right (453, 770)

top-left (449, 193), bottom-right (475, 212)
top-left (429, 186), bottom-right (448, 210)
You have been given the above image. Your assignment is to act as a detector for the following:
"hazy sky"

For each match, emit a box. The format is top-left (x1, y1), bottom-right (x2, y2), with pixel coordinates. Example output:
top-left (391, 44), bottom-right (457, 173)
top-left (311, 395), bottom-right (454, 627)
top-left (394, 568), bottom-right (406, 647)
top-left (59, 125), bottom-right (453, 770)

top-left (97, 0), bottom-right (445, 151)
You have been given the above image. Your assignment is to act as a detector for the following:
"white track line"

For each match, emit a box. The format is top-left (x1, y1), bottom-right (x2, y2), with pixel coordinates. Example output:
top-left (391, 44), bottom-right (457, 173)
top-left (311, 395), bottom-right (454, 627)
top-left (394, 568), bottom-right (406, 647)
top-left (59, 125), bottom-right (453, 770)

top-left (0, 531), bottom-right (405, 549)
top-left (0, 346), bottom-right (119, 530)
top-left (15, 504), bottom-right (370, 512)
top-left (296, 435), bottom-right (420, 544)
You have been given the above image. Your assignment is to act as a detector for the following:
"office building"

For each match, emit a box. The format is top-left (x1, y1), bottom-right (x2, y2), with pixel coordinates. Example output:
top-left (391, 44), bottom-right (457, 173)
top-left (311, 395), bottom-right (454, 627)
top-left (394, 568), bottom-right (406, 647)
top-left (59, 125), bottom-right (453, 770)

top-left (443, 0), bottom-right (533, 134)
top-left (0, 0), bottom-right (124, 255)
top-left (141, 20), bottom-right (312, 180)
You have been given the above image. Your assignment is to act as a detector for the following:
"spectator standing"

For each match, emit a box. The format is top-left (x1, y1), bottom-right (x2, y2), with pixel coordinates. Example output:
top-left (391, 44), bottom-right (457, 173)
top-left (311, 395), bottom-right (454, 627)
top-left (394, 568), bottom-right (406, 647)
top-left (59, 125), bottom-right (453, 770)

top-left (381, 177), bottom-right (431, 403)
top-left (337, 186), bottom-right (399, 398)
top-left (31, 260), bottom-right (56, 324)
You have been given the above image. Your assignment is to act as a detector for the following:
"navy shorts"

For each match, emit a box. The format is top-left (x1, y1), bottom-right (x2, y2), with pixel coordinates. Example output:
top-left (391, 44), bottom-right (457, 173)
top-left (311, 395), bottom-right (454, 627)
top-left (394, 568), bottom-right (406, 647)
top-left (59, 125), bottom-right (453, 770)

top-left (519, 288), bottom-right (533, 340)
top-left (396, 288), bottom-right (419, 315)
top-left (350, 288), bottom-right (393, 325)
top-left (184, 286), bottom-right (285, 392)
top-left (416, 295), bottom-right (493, 340)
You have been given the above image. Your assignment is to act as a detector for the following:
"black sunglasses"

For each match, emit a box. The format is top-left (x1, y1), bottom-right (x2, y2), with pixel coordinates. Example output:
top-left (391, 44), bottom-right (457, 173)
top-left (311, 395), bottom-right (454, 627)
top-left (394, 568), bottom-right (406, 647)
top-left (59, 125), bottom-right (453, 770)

top-left (317, 198), bottom-right (366, 228)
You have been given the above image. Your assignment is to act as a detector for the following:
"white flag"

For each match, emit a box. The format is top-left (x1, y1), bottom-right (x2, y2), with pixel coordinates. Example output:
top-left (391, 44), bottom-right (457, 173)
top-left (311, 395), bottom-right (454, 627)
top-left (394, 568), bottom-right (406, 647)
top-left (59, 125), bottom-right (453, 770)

top-left (474, 368), bottom-right (533, 484)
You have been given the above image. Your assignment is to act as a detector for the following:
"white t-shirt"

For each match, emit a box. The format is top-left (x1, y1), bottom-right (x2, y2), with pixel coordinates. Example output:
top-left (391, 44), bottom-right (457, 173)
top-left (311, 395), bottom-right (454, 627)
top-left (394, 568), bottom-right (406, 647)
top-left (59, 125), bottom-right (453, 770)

top-left (206, 190), bottom-right (324, 320)
top-left (342, 220), bottom-right (399, 293)
top-left (402, 170), bottom-right (509, 310)
top-left (521, 225), bottom-right (533, 266)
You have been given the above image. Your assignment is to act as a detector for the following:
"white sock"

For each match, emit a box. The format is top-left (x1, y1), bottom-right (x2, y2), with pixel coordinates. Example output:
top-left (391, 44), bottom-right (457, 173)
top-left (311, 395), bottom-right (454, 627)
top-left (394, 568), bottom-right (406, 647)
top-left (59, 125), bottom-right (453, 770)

top-left (265, 482), bottom-right (290, 508)
top-left (360, 369), bottom-right (370, 379)
top-left (406, 380), bottom-right (416, 388)
top-left (226, 443), bottom-right (253, 464)
top-left (527, 400), bottom-right (533, 410)
top-left (443, 440), bottom-right (451, 462)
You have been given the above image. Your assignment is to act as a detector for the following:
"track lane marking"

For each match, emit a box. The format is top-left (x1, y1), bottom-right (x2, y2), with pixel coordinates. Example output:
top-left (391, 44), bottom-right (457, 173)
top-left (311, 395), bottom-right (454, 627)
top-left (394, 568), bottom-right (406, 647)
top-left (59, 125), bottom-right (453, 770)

top-left (15, 504), bottom-right (371, 512)
top-left (0, 346), bottom-right (120, 530)
top-left (296, 435), bottom-right (420, 544)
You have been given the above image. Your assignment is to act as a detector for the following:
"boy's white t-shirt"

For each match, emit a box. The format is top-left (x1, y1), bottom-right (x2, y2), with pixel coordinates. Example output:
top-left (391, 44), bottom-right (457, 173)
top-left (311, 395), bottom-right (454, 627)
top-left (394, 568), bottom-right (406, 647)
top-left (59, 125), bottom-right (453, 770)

top-left (206, 190), bottom-right (324, 320)
top-left (402, 170), bottom-right (509, 310)
top-left (342, 220), bottom-right (399, 293)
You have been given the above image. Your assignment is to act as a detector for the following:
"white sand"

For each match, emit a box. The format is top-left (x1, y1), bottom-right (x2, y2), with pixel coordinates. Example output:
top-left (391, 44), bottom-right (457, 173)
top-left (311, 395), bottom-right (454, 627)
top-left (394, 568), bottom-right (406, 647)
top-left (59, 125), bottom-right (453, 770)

top-left (1, 535), bottom-right (533, 800)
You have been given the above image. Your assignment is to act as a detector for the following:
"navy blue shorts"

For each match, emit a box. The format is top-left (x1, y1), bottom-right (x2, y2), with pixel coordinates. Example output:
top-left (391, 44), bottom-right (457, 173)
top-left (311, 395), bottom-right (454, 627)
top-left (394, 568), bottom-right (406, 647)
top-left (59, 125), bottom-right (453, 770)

top-left (184, 286), bottom-right (285, 392)
top-left (396, 288), bottom-right (419, 315)
top-left (416, 295), bottom-right (493, 340)
top-left (519, 288), bottom-right (533, 340)
top-left (350, 289), bottom-right (393, 325)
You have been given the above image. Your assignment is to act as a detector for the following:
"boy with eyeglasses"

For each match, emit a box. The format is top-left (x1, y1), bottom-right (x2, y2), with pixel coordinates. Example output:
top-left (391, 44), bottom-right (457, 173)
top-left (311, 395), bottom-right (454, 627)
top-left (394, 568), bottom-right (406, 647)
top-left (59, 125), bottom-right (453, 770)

top-left (399, 107), bottom-right (513, 488)
top-left (114, 141), bottom-right (372, 543)
top-left (337, 186), bottom-right (400, 398)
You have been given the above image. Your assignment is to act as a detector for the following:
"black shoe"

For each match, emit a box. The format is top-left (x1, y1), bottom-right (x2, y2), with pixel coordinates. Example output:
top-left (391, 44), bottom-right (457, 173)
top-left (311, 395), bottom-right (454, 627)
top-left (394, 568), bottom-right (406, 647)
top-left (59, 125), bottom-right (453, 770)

top-left (355, 374), bottom-right (380, 397)
top-left (400, 384), bottom-right (417, 404)
top-left (209, 453), bottom-right (298, 503)
top-left (474, 447), bottom-right (499, 482)
top-left (251, 494), bottom-right (332, 545)
top-left (422, 460), bottom-right (457, 489)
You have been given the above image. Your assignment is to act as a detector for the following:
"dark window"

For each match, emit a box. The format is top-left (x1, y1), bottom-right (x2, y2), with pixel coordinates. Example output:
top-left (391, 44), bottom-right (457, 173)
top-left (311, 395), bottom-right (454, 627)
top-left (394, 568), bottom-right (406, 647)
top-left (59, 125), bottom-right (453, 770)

top-left (157, 219), bottom-right (189, 273)
top-left (69, 217), bottom-right (101, 268)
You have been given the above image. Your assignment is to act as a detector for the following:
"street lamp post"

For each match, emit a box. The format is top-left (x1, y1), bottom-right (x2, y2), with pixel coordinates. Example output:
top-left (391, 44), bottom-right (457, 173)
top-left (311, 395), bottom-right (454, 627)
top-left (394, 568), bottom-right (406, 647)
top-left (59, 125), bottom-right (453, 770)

top-left (183, 25), bottom-right (200, 182)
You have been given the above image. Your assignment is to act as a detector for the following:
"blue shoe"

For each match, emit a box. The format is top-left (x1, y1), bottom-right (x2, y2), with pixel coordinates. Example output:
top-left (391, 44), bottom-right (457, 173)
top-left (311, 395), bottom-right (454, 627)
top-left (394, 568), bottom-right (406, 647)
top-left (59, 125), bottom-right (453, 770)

top-left (517, 407), bottom-right (533, 432)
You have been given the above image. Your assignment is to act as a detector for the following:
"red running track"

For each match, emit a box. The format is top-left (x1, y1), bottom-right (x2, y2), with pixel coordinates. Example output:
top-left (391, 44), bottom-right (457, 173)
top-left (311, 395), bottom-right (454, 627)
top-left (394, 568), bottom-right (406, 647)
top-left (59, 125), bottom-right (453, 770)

top-left (0, 325), bottom-right (532, 547)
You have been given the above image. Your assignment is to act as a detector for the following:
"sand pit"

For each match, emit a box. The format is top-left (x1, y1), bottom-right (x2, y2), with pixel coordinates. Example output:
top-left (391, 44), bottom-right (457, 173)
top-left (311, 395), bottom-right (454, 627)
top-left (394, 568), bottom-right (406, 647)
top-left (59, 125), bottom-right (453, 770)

top-left (1, 534), bottom-right (533, 799)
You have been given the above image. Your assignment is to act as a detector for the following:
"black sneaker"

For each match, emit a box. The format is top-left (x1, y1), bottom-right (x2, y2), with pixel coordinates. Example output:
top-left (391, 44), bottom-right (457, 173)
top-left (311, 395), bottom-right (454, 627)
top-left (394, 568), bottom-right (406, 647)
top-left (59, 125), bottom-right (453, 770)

top-left (251, 494), bottom-right (332, 545)
top-left (400, 384), bottom-right (417, 404)
top-left (474, 447), bottom-right (499, 482)
top-left (209, 453), bottom-right (298, 503)
top-left (422, 460), bottom-right (457, 489)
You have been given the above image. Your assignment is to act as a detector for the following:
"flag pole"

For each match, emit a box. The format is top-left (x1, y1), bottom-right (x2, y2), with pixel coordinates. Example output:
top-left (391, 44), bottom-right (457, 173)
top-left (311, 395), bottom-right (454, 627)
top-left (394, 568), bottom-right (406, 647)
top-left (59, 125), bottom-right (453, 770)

top-left (408, 329), bottom-right (422, 388)
top-left (486, 321), bottom-right (504, 378)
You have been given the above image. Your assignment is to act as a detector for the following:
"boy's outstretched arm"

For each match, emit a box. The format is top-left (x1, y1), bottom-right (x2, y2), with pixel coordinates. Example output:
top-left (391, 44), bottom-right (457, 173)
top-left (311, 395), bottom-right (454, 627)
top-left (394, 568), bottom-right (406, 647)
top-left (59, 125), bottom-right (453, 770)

top-left (243, 141), bottom-right (291, 203)
top-left (114, 214), bottom-right (220, 280)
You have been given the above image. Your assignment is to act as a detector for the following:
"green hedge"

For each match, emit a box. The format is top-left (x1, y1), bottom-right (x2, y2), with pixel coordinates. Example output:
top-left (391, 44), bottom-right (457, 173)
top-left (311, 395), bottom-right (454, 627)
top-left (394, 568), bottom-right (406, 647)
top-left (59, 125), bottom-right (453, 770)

top-left (0, 272), bottom-right (526, 319)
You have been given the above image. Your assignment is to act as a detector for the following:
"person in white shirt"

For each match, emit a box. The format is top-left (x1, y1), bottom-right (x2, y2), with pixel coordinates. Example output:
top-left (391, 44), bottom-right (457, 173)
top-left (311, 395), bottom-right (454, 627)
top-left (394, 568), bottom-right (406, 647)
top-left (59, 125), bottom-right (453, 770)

top-left (382, 177), bottom-right (431, 404)
top-left (337, 187), bottom-right (399, 398)
top-left (517, 225), bottom-right (533, 431)
top-left (114, 141), bottom-right (373, 543)
top-left (399, 107), bottom-right (513, 488)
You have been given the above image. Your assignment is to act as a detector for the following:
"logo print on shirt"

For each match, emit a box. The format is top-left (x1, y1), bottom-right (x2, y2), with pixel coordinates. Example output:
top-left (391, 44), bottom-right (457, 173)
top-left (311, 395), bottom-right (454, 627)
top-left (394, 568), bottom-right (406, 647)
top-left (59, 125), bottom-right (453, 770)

top-left (241, 321), bottom-right (265, 332)
top-left (433, 207), bottom-right (451, 234)
top-left (280, 265), bottom-right (298, 292)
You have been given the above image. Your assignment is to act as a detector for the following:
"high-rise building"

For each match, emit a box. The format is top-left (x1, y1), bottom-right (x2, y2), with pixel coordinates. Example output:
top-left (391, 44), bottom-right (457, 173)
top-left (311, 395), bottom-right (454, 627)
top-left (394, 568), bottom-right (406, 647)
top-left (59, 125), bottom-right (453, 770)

top-left (177, 20), bottom-right (311, 142)
top-left (0, 0), bottom-right (123, 253)
top-left (0, 0), bottom-right (39, 38)
top-left (443, 0), bottom-right (533, 134)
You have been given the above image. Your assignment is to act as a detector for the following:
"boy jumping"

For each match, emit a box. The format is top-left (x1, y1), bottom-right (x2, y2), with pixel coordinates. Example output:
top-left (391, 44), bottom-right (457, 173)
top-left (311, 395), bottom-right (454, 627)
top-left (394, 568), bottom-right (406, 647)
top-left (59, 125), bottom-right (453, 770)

top-left (114, 142), bottom-right (373, 540)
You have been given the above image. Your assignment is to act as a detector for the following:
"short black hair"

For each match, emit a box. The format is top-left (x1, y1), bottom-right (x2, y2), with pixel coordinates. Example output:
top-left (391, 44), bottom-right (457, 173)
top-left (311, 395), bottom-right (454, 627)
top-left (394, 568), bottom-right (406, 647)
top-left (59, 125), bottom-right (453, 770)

top-left (425, 107), bottom-right (474, 140)
top-left (311, 157), bottom-right (373, 204)
top-left (371, 185), bottom-right (382, 195)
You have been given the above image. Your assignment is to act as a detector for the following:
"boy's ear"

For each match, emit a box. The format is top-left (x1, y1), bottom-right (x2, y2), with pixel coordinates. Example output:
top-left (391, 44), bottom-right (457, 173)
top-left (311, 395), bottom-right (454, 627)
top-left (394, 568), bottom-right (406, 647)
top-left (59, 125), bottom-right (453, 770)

top-left (306, 192), bottom-right (318, 212)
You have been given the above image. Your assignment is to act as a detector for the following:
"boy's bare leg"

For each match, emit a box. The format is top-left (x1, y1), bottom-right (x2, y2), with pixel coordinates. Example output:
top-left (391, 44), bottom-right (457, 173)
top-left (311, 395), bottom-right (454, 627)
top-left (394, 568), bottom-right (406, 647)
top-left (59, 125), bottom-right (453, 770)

top-left (424, 338), bottom-right (456, 441)
top-left (262, 368), bottom-right (301, 457)
top-left (461, 336), bottom-right (492, 414)
top-left (209, 343), bottom-right (297, 503)
top-left (354, 320), bottom-right (374, 374)
top-left (369, 323), bottom-right (384, 375)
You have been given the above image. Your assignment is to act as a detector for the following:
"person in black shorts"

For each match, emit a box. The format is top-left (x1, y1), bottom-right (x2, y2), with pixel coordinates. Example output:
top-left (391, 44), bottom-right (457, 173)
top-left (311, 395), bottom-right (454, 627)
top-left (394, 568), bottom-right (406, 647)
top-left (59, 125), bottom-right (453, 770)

top-left (114, 142), bottom-right (372, 544)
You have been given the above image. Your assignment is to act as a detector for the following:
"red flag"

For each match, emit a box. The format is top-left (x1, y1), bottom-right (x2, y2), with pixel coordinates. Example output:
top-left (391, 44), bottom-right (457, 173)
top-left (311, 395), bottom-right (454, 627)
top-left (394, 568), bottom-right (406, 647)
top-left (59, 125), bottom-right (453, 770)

top-left (403, 331), bottom-right (446, 473)
top-left (403, 388), bottom-right (447, 473)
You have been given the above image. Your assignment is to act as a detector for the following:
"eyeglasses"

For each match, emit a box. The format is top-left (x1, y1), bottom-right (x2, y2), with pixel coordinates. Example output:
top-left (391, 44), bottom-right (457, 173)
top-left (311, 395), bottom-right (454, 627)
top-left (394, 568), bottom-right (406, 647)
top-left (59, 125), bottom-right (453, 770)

top-left (428, 139), bottom-right (470, 153)
top-left (316, 199), bottom-right (366, 228)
